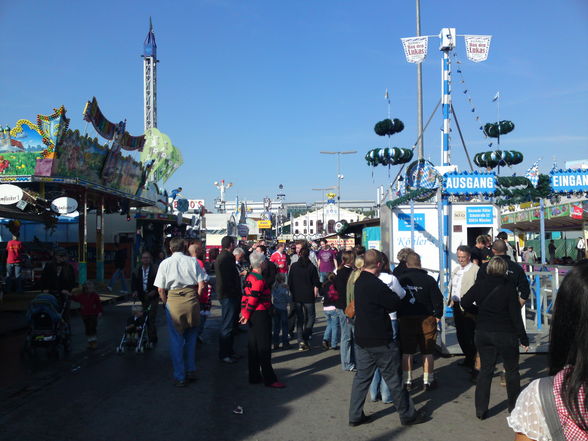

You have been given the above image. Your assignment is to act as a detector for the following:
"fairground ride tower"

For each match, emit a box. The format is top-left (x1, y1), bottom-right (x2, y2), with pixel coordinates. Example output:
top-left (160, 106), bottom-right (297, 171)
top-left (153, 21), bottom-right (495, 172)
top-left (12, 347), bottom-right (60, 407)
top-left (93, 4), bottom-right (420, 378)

top-left (143, 18), bottom-right (158, 131)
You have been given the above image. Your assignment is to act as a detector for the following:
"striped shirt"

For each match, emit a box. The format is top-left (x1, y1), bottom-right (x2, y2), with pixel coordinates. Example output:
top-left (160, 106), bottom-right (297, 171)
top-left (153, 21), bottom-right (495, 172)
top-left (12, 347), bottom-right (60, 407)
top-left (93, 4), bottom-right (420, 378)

top-left (240, 271), bottom-right (271, 320)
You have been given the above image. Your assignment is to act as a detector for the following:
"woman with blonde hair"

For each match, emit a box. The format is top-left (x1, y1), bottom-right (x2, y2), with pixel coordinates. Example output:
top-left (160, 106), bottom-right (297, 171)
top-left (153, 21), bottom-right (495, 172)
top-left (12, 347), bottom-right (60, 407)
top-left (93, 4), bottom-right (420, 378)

top-left (461, 256), bottom-right (529, 420)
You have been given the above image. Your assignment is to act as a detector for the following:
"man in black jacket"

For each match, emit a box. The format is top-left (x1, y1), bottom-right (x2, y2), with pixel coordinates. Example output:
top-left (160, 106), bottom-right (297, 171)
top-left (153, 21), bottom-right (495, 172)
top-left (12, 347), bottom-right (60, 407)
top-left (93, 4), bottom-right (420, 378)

top-left (398, 252), bottom-right (444, 391)
top-left (131, 251), bottom-right (159, 343)
top-left (348, 249), bottom-right (425, 427)
top-left (215, 236), bottom-right (242, 363)
top-left (476, 240), bottom-right (530, 306)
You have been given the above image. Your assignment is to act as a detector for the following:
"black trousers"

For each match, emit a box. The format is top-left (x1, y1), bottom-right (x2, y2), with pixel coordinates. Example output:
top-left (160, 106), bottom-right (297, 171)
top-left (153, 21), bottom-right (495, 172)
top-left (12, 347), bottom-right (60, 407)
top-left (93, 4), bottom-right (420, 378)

top-left (82, 315), bottom-right (98, 337)
top-left (295, 302), bottom-right (316, 344)
top-left (475, 330), bottom-right (521, 414)
top-left (248, 310), bottom-right (277, 385)
top-left (453, 303), bottom-right (477, 364)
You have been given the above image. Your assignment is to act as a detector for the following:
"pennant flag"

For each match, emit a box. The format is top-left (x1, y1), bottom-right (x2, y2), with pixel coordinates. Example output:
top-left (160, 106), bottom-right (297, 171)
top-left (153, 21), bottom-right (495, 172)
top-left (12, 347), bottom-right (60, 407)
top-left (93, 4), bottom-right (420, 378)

top-left (525, 159), bottom-right (542, 187)
top-left (550, 160), bottom-right (558, 173)
top-left (492, 91), bottom-right (500, 102)
top-left (385, 89), bottom-right (389, 100)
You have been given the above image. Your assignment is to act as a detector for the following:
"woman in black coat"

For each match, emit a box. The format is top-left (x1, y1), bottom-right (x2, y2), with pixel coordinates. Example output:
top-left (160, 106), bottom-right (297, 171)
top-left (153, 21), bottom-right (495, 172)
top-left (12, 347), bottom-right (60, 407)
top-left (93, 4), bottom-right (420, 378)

top-left (461, 256), bottom-right (529, 420)
top-left (287, 248), bottom-right (320, 351)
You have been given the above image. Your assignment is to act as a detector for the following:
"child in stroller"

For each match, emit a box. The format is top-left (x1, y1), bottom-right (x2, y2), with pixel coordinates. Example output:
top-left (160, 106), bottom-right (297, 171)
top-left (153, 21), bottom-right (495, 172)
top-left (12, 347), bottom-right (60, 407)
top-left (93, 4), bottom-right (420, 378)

top-left (24, 293), bottom-right (71, 357)
top-left (116, 304), bottom-right (151, 353)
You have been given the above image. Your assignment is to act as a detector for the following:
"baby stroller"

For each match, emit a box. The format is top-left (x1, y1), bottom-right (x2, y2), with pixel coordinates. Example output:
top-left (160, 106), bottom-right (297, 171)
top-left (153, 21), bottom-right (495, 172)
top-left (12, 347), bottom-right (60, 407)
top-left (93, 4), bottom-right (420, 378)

top-left (116, 303), bottom-right (152, 353)
top-left (23, 293), bottom-right (72, 359)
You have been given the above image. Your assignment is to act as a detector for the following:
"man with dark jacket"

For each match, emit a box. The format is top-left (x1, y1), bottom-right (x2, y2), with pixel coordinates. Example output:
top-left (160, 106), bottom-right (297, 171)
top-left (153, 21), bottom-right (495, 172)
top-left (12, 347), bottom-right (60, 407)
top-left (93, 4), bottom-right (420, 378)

top-left (349, 249), bottom-right (425, 427)
top-left (398, 252), bottom-right (444, 391)
top-left (131, 251), bottom-right (159, 343)
top-left (215, 236), bottom-right (242, 363)
top-left (334, 250), bottom-right (356, 371)
top-left (287, 248), bottom-right (320, 351)
top-left (476, 240), bottom-right (530, 306)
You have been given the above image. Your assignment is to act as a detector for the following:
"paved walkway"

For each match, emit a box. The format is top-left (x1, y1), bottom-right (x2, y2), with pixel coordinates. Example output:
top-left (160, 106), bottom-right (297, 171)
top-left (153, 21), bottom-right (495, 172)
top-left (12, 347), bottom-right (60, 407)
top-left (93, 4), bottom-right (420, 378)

top-left (0, 301), bottom-right (547, 441)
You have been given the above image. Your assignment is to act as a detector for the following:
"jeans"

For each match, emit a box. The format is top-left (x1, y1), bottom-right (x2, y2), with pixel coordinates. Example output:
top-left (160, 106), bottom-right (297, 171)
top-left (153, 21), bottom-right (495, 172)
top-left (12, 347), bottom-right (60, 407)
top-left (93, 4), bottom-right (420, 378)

top-left (165, 307), bottom-right (197, 381)
top-left (323, 309), bottom-right (340, 348)
top-left (219, 297), bottom-right (241, 359)
top-left (475, 330), bottom-right (521, 414)
top-left (295, 302), bottom-right (316, 344)
top-left (248, 310), bottom-right (277, 385)
top-left (319, 272), bottom-right (329, 284)
top-left (109, 268), bottom-right (128, 292)
top-left (6, 263), bottom-right (22, 293)
top-left (272, 308), bottom-right (289, 345)
top-left (369, 368), bottom-right (392, 403)
top-left (195, 312), bottom-right (208, 341)
top-left (336, 308), bottom-right (355, 370)
top-left (349, 342), bottom-right (415, 424)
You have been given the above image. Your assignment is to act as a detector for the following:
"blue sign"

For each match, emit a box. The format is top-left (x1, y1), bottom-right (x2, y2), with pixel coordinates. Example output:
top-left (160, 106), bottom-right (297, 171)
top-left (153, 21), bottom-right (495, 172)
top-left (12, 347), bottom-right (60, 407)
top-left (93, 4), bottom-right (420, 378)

top-left (550, 170), bottom-right (588, 193)
top-left (466, 206), bottom-right (494, 224)
top-left (398, 213), bottom-right (425, 231)
top-left (443, 172), bottom-right (496, 195)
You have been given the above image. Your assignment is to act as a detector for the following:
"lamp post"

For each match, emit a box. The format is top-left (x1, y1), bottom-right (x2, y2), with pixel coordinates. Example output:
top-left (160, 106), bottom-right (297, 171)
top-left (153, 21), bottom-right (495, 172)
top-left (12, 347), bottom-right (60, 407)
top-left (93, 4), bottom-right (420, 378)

top-left (319, 151), bottom-right (357, 221)
top-left (312, 186), bottom-right (336, 235)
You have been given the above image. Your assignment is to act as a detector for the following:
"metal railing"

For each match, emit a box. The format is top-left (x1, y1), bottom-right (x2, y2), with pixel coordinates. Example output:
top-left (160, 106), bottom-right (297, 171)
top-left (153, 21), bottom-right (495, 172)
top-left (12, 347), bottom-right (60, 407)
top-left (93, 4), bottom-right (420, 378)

top-left (525, 267), bottom-right (560, 332)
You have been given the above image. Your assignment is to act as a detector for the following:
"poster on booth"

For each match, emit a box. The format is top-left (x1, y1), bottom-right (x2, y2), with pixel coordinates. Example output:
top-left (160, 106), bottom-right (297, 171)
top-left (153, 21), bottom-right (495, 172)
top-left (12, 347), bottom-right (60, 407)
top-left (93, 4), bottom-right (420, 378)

top-left (401, 36), bottom-right (428, 63)
top-left (464, 35), bottom-right (492, 62)
top-left (392, 208), bottom-right (438, 271)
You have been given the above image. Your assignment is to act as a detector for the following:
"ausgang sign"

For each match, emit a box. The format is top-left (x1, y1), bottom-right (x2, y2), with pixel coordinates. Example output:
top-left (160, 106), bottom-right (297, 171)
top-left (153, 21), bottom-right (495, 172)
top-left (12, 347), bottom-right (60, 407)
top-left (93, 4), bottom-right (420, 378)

top-left (550, 170), bottom-right (588, 193)
top-left (0, 184), bottom-right (24, 205)
top-left (443, 172), bottom-right (496, 195)
top-left (50, 197), bottom-right (78, 214)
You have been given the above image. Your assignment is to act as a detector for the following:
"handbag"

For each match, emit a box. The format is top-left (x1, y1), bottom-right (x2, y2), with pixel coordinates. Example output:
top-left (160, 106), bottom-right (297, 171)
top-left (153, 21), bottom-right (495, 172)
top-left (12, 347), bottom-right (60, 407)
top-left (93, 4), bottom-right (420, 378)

top-left (344, 300), bottom-right (355, 319)
top-left (538, 376), bottom-right (565, 441)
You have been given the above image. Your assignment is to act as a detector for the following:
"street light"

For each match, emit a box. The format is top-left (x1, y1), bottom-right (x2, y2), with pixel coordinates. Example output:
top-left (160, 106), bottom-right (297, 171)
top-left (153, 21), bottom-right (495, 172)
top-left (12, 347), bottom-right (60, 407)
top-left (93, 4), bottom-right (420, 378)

top-left (319, 151), bottom-right (357, 221)
top-left (312, 186), bottom-right (336, 234)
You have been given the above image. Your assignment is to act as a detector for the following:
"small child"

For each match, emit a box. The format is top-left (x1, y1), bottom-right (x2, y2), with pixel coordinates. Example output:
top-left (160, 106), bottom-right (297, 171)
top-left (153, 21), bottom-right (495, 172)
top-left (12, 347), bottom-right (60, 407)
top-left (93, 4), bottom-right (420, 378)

top-left (196, 280), bottom-right (213, 343)
top-left (321, 273), bottom-right (340, 350)
top-left (271, 273), bottom-right (291, 350)
top-left (70, 281), bottom-right (103, 349)
top-left (126, 305), bottom-right (145, 345)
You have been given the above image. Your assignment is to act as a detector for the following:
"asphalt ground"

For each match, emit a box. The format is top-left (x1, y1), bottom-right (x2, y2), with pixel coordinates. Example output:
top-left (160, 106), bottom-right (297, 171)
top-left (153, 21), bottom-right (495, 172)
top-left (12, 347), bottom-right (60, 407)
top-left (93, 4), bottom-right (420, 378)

top-left (0, 300), bottom-right (547, 441)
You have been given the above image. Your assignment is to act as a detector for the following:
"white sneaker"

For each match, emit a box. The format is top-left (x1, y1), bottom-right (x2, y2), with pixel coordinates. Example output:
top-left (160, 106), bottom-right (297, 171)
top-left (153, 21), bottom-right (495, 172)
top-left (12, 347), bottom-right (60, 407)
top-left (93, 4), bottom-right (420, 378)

top-left (120, 290), bottom-right (129, 294)
top-left (107, 286), bottom-right (113, 292)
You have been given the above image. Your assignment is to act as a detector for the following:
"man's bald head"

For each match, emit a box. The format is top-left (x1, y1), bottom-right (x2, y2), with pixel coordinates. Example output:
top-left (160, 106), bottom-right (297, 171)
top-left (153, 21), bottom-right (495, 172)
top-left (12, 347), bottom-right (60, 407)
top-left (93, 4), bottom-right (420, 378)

top-left (405, 252), bottom-right (421, 269)
top-left (492, 239), bottom-right (507, 255)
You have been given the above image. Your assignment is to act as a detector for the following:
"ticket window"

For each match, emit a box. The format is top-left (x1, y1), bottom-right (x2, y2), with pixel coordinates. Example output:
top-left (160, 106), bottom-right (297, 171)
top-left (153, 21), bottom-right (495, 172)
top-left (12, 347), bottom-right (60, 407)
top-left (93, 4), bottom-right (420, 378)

top-left (467, 227), bottom-right (493, 247)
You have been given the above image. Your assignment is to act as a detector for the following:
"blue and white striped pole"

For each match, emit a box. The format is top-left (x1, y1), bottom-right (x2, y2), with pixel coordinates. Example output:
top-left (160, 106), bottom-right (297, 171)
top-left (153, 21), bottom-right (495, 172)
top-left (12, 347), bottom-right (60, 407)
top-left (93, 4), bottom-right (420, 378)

top-left (439, 29), bottom-right (454, 299)
top-left (441, 48), bottom-right (451, 167)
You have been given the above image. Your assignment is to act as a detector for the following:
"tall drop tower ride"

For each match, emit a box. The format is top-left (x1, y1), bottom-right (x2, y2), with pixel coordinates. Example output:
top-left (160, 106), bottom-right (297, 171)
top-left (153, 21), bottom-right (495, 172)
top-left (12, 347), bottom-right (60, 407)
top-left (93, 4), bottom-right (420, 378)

top-left (143, 18), bottom-right (158, 131)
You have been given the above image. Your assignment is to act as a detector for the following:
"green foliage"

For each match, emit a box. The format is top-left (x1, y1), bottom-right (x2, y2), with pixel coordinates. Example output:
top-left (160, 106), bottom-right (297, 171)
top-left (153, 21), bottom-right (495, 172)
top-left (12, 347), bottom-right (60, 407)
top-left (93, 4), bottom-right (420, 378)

top-left (474, 150), bottom-right (523, 169)
top-left (374, 118), bottom-right (404, 137)
top-left (494, 174), bottom-right (551, 205)
top-left (365, 147), bottom-right (413, 167)
top-left (483, 120), bottom-right (515, 138)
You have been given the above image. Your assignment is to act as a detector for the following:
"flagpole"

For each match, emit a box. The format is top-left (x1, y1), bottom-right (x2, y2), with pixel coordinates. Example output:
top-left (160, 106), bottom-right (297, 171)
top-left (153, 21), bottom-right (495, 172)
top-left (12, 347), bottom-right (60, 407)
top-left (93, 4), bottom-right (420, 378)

top-left (386, 89), bottom-right (391, 148)
top-left (416, 0), bottom-right (424, 160)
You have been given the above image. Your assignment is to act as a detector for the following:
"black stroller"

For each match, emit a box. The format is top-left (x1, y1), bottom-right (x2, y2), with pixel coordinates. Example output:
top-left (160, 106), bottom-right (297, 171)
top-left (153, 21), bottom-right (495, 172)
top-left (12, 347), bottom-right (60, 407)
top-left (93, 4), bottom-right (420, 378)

top-left (116, 303), bottom-right (153, 353)
top-left (23, 293), bottom-right (72, 359)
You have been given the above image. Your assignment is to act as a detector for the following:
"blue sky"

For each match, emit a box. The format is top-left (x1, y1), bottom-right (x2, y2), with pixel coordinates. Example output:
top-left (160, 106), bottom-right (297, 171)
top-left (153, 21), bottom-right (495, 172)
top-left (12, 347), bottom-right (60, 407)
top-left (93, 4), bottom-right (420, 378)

top-left (1, 0), bottom-right (587, 208)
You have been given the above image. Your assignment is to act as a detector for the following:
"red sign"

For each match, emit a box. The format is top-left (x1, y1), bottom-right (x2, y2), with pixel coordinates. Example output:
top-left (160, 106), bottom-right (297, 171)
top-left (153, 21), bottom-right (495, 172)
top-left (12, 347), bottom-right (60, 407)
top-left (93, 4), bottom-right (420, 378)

top-left (571, 204), bottom-right (583, 220)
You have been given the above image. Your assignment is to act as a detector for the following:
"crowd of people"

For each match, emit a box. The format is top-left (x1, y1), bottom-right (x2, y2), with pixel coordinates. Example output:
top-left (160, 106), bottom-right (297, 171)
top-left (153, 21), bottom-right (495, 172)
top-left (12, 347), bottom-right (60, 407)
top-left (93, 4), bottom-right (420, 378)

top-left (20, 231), bottom-right (587, 439)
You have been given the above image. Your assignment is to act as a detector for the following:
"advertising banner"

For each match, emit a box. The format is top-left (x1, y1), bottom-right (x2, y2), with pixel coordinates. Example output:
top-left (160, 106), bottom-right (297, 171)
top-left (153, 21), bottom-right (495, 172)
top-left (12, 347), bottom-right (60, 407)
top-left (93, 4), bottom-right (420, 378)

top-left (464, 35), bottom-right (492, 62)
top-left (54, 129), bottom-right (144, 196)
top-left (443, 172), bottom-right (496, 195)
top-left (257, 220), bottom-right (272, 229)
top-left (397, 213), bottom-right (425, 231)
top-left (550, 170), bottom-right (588, 192)
top-left (401, 36), bottom-right (428, 63)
